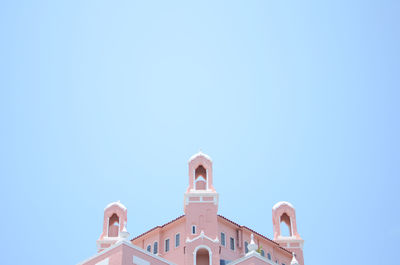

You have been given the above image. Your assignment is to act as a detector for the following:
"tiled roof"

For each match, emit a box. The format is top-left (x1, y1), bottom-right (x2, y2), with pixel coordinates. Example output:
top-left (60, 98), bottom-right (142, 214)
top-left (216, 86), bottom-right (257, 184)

top-left (130, 215), bottom-right (185, 241)
top-left (218, 215), bottom-right (292, 255)
top-left (130, 214), bottom-right (291, 256)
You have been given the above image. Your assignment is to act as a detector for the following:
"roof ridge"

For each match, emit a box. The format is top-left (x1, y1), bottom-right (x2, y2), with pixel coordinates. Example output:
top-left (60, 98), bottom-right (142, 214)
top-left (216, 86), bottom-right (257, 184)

top-left (130, 215), bottom-right (185, 241)
top-left (217, 215), bottom-right (292, 255)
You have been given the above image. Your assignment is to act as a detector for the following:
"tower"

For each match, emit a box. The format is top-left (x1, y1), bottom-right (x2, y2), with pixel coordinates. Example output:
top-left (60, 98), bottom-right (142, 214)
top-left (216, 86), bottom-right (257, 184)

top-left (184, 151), bottom-right (220, 265)
top-left (96, 201), bottom-right (128, 252)
top-left (272, 201), bottom-right (304, 265)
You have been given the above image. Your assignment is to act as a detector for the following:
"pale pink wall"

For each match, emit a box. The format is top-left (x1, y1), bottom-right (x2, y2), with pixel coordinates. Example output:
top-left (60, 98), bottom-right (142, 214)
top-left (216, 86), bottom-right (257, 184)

top-left (131, 217), bottom-right (186, 265)
top-left (218, 217), bottom-right (292, 265)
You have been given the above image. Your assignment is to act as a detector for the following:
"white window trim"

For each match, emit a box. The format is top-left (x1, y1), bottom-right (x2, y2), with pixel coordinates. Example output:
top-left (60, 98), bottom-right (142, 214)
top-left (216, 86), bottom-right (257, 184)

top-left (175, 233), bottom-right (180, 248)
top-left (165, 238), bottom-right (170, 253)
top-left (221, 232), bottom-right (226, 247)
top-left (230, 237), bottom-right (235, 251)
top-left (153, 241), bottom-right (159, 255)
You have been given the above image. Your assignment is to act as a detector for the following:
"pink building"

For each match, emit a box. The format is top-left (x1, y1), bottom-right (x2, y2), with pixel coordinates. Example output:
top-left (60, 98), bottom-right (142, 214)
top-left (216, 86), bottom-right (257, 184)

top-left (78, 152), bottom-right (304, 265)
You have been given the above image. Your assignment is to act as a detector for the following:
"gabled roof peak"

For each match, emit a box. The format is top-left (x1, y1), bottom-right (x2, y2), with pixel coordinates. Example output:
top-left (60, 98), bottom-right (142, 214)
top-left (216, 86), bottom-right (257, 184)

top-left (104, 201), bottom-right (127, 211)
top-left (188, 151), bottom-right (212, 163)
top-left (272, 201), bottom-right (294, 211)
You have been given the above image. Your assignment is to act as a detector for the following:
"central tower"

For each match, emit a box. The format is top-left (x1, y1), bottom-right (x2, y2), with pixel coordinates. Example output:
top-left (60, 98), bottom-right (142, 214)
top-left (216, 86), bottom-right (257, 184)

top-left (184, 151), bottom-right (220, 265)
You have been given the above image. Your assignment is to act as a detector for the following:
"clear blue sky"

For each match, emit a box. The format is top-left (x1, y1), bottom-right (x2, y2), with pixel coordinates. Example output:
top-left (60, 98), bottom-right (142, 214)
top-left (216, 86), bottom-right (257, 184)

top-left (1, 1), bottom-right (399, 265)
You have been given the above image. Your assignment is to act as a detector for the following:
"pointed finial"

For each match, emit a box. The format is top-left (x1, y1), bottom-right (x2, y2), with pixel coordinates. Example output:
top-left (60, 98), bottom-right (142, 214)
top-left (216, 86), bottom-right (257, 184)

top-left (118, 223), bottom-right (130, 243)
top-left (247, 233), bottom-right (258, 254)
top-left (290, 253), bottom-right (299, 265)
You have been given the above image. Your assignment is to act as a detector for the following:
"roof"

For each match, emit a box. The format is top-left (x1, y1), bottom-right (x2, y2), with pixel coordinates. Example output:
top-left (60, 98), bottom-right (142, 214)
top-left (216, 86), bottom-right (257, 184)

top-left (129, 214), bottom-right (291, 256)
top-left (218, 215), bottom-right (292, 255)
top-left (188, 151), bottom-right (212, 162)
top-left (130, 215), bottom-right (185, 241)
top-left (104, 201), bottom-right (127, 211)
top-left (272, 201), bottom-right (294, 211)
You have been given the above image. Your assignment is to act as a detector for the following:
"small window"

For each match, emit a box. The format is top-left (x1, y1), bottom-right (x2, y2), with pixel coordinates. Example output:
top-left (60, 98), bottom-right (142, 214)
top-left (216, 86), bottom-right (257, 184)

top-left (244, 241), bottom-right (249, 253)
top-left (146, 245), bottom-right (151, 252)
top-left (165, 239), bottom-right (170, 252)
top-left (192, 225), bottom-right (196, 234)
top-left (153, 242), bottom-right (158, 254)
top-left (230, 237), bottom-right (235, 250)
top-left (267, 253), bottom-right (271, 260)
top-left (175, 233), bottom-right (180, 247)
top-left (282, 263), bottom-right (286, 265)
top-left (221, 232), bottom-right (226, 246)
top-left (261, 250), bottom-right (265, 257)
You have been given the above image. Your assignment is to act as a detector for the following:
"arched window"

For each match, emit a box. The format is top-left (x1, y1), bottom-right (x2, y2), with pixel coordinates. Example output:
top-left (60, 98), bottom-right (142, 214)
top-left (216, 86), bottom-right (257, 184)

top-left (261, 250), bottom-right (265, 257)
top-left (280, 213), bottom-right (292, 237)
top-left (267, 253), bottom-right (271, 260)
top-left (147, 245), bottom-right (151, 252)
top-left (244, 241), bottom-right (249, 253)
top-left (108, 213), bottom-right (119, 237)
top-left (195, 165), bottom-right (207, 190)
top-left (153, 242), bottom-right (158, 254)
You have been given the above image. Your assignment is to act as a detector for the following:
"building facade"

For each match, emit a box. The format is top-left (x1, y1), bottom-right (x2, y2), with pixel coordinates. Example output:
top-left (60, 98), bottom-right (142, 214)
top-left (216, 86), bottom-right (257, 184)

top-left (78, 152), bottom-right (304, 265)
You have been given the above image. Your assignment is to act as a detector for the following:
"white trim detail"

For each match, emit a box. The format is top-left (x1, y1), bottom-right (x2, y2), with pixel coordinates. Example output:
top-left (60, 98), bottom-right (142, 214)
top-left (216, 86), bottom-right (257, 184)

top-left (186, 230), bottom-right (219, 244)
top-left (104, 201), bottom-right (127, 211)
top-left (184, 192), bottom-right (219, 206)
top-left (193, 245), bottom-right (212, 265)
top-left (133, 256), bottom-right (150, 265)
top-left (229, 251), bottom-right (275, 265)
top-left (77, 241), bottom-right (176, 265)
top-left (272, 201), bottom-right (294, 211)
top-left (188, 151), bottom-right (212, 162)
top-left (95, 258), bottom-right (109, 265)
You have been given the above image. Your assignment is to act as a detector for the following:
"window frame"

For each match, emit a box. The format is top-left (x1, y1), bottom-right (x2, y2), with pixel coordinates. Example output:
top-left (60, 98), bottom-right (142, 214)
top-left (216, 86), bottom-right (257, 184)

top-left (164, 238), bottom-right (170, 253)
top-left (192, 225), bottom-right (196, 235)
top-left (146, 245), bottom-right (151, 252)
top-left (175, 233), bottom-right (180, 248)
top-left (230, 237), bottom-right (235, 251)
top-left (221, 232), bottom-right (226, 247)
top-left (153, 241), bottom-right (158, 255)
top-left (244, 241), bottom-right (249, 253)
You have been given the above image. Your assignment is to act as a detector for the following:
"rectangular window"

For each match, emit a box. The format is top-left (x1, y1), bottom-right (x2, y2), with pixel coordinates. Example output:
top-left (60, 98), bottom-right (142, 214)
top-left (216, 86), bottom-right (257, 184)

top-left (153, 242), bottom-right (158, 254)
top-left (165, 239), bottom-right (170, 252)
top-left (192, 225), bottom-right (196, 234)
top-left (221, 232), bottom-right (225, 246)
top-left (175, 233), bottom-right (180, 247)
top-left (230, 237), bottom-right (235, 250)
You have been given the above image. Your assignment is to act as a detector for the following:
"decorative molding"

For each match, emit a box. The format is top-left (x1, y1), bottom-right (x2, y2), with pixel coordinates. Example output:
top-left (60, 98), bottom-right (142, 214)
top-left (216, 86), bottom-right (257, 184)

top-left (186, 230), bottom-right (219, 244)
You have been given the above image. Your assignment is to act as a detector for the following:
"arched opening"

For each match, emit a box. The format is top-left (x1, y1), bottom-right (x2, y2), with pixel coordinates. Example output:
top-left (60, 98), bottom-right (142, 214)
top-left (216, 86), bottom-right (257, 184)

top-left (108, 213), bottom-right (119, 237)
top-left (280, 213), bottom-right (292, 237)
top-left (195, 165), bottom-right (207, 190)
top-left (196, 248), bottom-right (210, 265)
